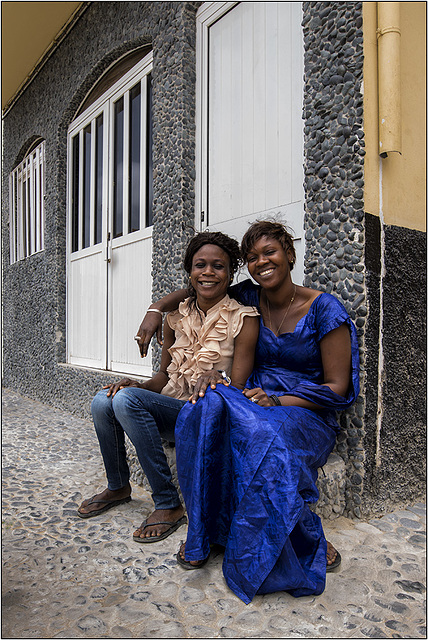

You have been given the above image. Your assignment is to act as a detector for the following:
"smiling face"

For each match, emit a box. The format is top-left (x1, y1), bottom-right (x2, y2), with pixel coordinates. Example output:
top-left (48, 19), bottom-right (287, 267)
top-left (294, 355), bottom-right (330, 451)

top-left (245, 236), bottom-right (294, 290)
top-left (190, 244), bottom-right (231, 311)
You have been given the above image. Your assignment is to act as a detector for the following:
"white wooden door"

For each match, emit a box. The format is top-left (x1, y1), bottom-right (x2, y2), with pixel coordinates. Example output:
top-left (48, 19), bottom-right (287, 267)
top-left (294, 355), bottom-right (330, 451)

top-left (196, 2), bottom-right (305, 284)
top-left (108, 68), bottom-right (153, 376)
top-left (67, 103), bottom-right (109, 369)
top-left (67, 55), bottom-right (153, 376)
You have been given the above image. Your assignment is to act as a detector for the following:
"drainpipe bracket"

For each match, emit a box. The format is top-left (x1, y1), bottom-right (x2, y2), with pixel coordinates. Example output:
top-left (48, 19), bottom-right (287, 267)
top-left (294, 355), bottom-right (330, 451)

top-left (376, 26), bottom-right (401, 39)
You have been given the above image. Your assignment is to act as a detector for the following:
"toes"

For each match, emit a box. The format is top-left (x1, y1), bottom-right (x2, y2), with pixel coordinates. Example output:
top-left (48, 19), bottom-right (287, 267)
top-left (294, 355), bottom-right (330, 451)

top-left (78, 504), bottom-right (91, 514)
top-left (326, 550), bottom-right (337, 565)
top-left (326, 541), bottom-right (337, 563)
top-left (134, 525), bottom-right (161, 539)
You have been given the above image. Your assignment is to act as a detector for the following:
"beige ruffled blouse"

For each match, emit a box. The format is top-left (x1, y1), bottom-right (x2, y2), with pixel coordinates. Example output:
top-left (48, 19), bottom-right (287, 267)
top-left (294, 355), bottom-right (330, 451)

top-left (161, 295), bottom-right (259, 400)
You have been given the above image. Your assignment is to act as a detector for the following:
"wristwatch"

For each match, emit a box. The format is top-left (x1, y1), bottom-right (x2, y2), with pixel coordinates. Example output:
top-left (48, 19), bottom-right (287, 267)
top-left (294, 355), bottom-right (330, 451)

top-left (217, 370), bottom-right (232, 384)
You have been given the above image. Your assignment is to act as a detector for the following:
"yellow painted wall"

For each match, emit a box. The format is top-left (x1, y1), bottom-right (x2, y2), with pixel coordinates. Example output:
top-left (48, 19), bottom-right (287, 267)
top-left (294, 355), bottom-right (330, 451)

top-left (363, 2), bottom-right (426, 232)
top-left (2, 2), bottom-right (81, 109)
top-left (363, 3), bottom-right (379, 218)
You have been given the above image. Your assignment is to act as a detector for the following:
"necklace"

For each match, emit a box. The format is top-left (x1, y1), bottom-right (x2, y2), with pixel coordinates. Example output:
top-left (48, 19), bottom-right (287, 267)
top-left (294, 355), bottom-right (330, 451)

top-left (265, 284), bottom-right (297, 335)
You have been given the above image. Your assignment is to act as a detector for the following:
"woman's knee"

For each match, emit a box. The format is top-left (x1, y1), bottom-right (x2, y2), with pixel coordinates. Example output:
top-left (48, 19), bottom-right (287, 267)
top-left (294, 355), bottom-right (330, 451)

top-left (112, 388), bottom-right (162, 432)
top-left (91, 389), bottom-right (112, 420)
top-left (111, 387), bottom-right (143, 421)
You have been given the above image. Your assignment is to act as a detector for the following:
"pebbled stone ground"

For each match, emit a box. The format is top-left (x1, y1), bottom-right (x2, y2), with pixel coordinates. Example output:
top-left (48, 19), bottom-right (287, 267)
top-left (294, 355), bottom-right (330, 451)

top-left (2, 388), bottom-right (426, 639)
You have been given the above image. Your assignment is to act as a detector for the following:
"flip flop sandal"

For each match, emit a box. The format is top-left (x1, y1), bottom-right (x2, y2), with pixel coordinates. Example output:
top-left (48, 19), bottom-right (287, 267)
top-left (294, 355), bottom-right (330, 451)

top-left (77, 495), bottom-right (131, 519)
top-left (326, 549), bottom-right (341, 572)
top-left (133, 515), bottom-right (187, 543)
top-left (176, 544), bottom-right (210, 570)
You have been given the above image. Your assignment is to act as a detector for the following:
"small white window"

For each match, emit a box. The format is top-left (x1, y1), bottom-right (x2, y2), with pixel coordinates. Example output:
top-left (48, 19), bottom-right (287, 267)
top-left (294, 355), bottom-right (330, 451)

top-left (9, 139), bottom-right (45, 263)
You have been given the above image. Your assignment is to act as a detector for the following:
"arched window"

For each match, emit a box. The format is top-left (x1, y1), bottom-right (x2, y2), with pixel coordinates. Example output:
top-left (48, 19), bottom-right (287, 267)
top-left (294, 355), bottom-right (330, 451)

top-left (76, 45), bottom-right (152, 118)
top-left (66, 50), bottom-right (153, 375)
top-left (9, 138), bottom-right (45, 263)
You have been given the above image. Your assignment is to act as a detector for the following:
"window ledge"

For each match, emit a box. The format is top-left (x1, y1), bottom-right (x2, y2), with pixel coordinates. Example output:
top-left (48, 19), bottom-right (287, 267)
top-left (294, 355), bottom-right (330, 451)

top-left (57, 362), bottom-right (150, 382)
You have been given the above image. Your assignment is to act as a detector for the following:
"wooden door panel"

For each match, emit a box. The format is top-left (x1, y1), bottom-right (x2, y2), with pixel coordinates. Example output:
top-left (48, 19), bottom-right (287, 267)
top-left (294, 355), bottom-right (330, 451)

top-left (109, 230), bottom-right (153, 376)
top-left (68, 249), bottom-right (107, 368)
top-left (200, 2), bottom-right (304, 283)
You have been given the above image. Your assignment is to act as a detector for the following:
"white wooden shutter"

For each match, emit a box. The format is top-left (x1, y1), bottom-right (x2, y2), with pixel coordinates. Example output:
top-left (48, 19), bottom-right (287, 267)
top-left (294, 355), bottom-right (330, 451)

top-left (197, 1), bottom-right (305, 283)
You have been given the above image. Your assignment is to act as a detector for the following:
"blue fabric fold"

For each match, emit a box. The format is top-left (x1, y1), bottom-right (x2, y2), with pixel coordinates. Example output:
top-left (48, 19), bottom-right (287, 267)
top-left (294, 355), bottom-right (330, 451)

top-left (282, 379), bottom-right (357, 411)
top-left (176, 386), bottom-right (336, 603)
top-left (175, 285), bottom-right (360, 603)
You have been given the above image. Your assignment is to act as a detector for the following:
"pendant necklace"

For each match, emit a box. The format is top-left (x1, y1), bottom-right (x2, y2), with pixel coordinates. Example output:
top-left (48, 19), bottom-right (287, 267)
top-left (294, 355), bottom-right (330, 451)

top-left (266, 284), bottom-right (297, 335)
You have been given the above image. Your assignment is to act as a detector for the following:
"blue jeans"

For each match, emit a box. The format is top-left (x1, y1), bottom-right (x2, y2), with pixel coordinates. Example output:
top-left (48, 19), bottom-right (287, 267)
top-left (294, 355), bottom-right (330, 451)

top-left (91, 387), bottom-right (186, 510)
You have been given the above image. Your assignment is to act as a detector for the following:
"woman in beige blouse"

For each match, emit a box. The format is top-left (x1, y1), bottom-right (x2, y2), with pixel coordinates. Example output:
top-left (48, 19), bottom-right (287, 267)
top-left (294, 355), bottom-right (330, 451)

top-left (77, 231), bottom-right (259, 544)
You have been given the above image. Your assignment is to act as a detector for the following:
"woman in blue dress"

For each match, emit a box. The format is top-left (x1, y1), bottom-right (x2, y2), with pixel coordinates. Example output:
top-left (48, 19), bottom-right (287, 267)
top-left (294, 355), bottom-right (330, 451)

top-left (136, 221), bottom-right (360, 604)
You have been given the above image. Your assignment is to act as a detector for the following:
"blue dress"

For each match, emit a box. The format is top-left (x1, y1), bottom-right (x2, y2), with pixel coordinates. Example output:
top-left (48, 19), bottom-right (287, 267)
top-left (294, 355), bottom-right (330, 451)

top-left (175, 282), bottom-right (360, 604)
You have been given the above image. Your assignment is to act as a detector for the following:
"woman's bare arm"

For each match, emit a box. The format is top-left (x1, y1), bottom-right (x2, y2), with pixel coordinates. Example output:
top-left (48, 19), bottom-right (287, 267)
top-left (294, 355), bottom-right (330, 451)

top-left (244, 323), bottom-right (352, 408)
top-left (105, 318), bottom-right (175, 397)
top-left (230, 316), bottom-right (259, 389)
top-left (142, 318), bottom-right (175, 393)
top-left (135, 289), bottom-right (188, 357)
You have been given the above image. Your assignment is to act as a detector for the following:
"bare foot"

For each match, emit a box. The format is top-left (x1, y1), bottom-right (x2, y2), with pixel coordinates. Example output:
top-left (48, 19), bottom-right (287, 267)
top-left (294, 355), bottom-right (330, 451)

top-left (326, 540), bottom-right (338, 566)
top-left (78, 484), bottom-right (131, 516)
top-left (178, 542), bottom-right (207, 567)
top-left (133, 505), bottom-right (185, 541)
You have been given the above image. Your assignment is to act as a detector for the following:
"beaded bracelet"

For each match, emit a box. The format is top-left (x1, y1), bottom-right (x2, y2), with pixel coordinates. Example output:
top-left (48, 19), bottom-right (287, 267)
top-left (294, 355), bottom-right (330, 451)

top-left (269, 394), bottom-right (282, 406)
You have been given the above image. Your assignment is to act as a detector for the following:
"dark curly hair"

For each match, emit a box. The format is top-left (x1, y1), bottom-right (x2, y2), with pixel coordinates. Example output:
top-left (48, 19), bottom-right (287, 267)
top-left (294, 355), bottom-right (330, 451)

top-left (183, 231), bottom-right (242, 307)
top-left (183, 231), bottom-right (242, 277)
top-left (240, 220), bottom-right (296, 270)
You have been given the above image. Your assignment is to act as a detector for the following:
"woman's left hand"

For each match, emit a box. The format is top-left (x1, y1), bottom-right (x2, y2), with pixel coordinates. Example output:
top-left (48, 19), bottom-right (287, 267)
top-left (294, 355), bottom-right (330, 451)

top-left (189, 370), bottom-right (228, 404)
top-left (104, 377), bottom-right (142, 398)
top-left (242, 387), bottom-right (273, 407)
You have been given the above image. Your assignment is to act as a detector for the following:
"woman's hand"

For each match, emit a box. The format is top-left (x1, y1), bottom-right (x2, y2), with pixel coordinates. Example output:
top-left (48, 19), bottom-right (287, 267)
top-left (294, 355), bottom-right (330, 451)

top-left (242, 387), bottom-right (274, 407)
top-left (134, 290), bottom-right (189, 358)
top-left (104, 378), bottom-right (142, 398)
top-left (135, 312), bottom-right (163, 358)
top-left (189, 370), bottom-right (229, 404)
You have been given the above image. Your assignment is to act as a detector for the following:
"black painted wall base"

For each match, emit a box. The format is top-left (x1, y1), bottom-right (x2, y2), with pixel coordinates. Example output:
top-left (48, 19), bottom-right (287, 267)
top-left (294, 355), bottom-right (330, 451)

top-left (364, 216), bottom-right (426, 510)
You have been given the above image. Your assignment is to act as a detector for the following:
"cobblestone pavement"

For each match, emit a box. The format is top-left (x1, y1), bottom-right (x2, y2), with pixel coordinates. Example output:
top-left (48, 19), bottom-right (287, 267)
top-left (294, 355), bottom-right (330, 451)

top-left (2, 388), bottom-right (426, 639)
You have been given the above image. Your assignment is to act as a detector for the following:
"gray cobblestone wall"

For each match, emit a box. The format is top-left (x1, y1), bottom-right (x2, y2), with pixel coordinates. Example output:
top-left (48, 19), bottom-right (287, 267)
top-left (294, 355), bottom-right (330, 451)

top-left (2, 1), bottom-right (200, 412)
top-left (126, 439), bottom-right (347, 521)
top-left (302, 2), bottom-right (365, 517)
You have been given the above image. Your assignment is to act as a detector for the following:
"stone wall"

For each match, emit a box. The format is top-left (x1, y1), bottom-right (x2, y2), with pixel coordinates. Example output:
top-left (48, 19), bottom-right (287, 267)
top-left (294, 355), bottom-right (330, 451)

top-left (302, 1), bottom-right (366, 517)
top-left (126, 440), bottom-right (346, 521)
top-left (2, 1), bottom-right (200, 415)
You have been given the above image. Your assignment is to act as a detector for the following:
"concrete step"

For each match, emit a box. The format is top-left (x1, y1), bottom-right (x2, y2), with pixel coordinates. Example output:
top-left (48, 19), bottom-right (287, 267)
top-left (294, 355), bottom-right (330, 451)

top-left (126, 441), bottom-right (347, 520)
top-left (311, 452), bottom-right (346, 520)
